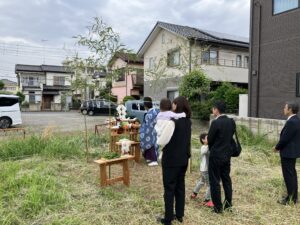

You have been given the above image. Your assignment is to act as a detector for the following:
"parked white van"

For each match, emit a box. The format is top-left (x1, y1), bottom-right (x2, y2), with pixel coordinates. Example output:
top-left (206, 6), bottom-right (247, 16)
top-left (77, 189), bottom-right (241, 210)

top-left (0, 94), bottom-right (22, 128)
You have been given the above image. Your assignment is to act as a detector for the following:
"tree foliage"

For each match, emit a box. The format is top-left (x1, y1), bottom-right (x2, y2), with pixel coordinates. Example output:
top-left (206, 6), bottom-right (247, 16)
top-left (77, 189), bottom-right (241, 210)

top-left (179, 71), bottom-right (247, 120)
top-left (0, 80), bottom-right (4, 90)
top-left (16, 91), bottom-right (25, 103)
top-left (64, 17), bottom-right (129, 100)
top-left (179, 70), bottom-right (211, 101)
top-left (122, 96), bottom-right (135, 104)
top-left (211, 82), bottom-right (247, 113)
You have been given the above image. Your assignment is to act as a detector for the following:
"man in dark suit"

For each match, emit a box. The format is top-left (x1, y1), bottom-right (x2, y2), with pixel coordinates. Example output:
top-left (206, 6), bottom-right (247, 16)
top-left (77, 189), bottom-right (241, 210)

top-left (274, 102), bottom-right (300, 205)
top-left (207, 101), bottom-right (235, 213)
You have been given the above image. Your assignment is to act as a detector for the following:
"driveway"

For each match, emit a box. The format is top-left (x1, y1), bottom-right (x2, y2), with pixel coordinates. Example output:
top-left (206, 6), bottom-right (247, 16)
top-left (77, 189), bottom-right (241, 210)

top-left (20, 111), bottom-right (109, 134)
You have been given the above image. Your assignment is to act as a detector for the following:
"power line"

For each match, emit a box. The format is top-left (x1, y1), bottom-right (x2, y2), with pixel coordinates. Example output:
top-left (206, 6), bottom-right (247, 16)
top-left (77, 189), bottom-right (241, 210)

top-left (0, 41), bottom-right (93, 54)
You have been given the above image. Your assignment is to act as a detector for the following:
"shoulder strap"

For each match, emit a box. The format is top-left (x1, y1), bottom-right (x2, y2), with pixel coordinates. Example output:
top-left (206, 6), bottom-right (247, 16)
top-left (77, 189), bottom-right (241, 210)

top-left (231, 118), bottom-right (240, 144)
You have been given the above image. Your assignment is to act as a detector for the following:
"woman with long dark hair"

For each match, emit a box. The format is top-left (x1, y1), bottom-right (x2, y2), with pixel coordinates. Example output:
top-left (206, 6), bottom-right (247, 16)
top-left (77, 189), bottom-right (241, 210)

top-left (158, 96), bottom-right (192, 225)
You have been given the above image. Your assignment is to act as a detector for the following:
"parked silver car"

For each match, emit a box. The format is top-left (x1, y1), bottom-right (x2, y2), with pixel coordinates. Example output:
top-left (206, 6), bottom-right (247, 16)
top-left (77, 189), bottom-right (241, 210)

top-left (125, 100), bottom-right (159, 123)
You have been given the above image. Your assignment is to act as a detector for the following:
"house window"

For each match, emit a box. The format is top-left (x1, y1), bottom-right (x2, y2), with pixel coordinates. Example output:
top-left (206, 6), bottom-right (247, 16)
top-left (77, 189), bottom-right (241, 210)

top-left (29, 77), bottom-right (34, 86)
top-left (273, 0), bottom-right (299, 14)
top-left (116, 69), bottom-right (125, 82)
top-left (296, 73), bottom-right (300, 97)
top-left (29, 91), bottom-right (35, 103)
top-left (167, 49), bottom-right (180, 67)
top-left (149, 57), bottom-right (155, 69)
top-left (27, 76), bottom-right (39, 86)
top-left (167, 90), bottom-right (179, 101)
top-left (53, 76), bottom-right (65, 86)
top-left (244, 56), bottom-right (249, 68)
top-left (202, 50), bottom-right (217, 65)
top-left (236, 55), bottom-right (242, 67)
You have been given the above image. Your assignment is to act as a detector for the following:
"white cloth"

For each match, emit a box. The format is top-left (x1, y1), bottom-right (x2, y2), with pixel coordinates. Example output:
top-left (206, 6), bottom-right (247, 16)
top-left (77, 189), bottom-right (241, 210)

top-left (155, 120), bottom-right (175, 148)
top-left (156, 111), bottom-right (186, 120)
top-left (200, 145), bottom-right (209, 172)
top-left (119, 139), bottom-right (132, 154)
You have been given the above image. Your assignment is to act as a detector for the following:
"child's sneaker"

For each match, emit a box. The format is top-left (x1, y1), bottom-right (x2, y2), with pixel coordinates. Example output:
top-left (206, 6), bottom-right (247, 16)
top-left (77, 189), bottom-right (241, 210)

top-left (190, 192), bottom-right (197, 199)
top-left (205, 201), bottom-right (214, 207)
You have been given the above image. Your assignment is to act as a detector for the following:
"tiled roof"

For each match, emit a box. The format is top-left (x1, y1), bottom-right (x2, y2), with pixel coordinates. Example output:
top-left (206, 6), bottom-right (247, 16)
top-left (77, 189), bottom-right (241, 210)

top-left (15, 64), bottom-right (72, 74)
top-left (138, 21), bottom-right (249, 56)
top-left (115, 52), bottom-right (144, 64)
top-left (0, 79), bottom-right (17, 86)
top-left (157, 21), bottom-right (249, 45)
top-left (108, 52), bottom-right (144, 67)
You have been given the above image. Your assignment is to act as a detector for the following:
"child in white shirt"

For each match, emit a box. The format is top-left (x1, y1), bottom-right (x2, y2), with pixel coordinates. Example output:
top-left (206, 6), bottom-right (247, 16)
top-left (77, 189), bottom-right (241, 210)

top-left (190, 133), bottom-right (214, 207)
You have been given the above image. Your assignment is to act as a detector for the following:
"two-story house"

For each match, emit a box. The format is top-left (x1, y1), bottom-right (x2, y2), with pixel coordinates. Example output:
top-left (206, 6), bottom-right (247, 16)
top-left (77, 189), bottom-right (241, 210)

top-left (249, 0), bottom-right (300, 119)
top-left (0, 79), bottom-right (18, 93)
top-left (109, 52), bottom-right (144, 103)
top-left (137, 21), bottom-right (249, 100)
top-left (15, 64), bottom-right (73, 111)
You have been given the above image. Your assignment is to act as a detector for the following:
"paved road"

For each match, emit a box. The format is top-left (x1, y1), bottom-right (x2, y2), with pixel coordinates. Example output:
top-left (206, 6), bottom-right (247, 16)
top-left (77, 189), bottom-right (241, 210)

top-left (20, 111), bottom-right (109, 134)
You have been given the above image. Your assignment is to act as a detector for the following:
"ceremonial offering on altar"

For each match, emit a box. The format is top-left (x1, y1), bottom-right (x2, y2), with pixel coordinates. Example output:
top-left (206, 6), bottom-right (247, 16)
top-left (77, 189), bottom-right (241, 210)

top-left (120, 120), bottom-right (130, 129)
top-left (118, 138), bottom-right (132, 154)
top-left (116, 104), bottom-right (127, 120)
top-left (100, 151), bottom-right (120, 160)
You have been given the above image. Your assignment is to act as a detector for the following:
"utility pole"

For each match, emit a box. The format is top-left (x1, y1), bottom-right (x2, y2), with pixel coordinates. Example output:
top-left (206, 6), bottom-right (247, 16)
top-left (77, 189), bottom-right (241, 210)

top-left (41, 39), bottom-right (48, 64)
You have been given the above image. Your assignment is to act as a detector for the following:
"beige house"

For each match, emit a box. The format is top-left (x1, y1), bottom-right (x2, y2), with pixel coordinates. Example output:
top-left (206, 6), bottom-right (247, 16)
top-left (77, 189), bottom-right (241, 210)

top-left (109, 52), bottom-right (144, 103)
top-left (137, 21), bottom-right (249, 100)
top-left (0, 79), bottom-right (18, 93)
top-left (15, 64), bottom-right (73, 111)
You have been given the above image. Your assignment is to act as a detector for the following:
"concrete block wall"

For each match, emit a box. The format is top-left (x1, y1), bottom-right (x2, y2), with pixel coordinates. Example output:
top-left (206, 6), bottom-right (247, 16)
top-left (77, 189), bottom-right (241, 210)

top-left (210, 115), bottom-right (285, 141)
top-left (233, 116), bottom-right (284, 141)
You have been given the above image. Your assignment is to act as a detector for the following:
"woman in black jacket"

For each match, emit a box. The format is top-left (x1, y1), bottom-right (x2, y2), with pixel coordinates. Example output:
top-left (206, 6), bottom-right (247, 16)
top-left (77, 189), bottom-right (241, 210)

top-left (159, 96), bottom-right (192, 225)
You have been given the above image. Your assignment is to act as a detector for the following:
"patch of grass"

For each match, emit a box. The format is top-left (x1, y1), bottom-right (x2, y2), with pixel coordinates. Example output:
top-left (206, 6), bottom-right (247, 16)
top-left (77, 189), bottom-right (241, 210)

top-left (0, 160), bottom-right (70, 224)
top-left (0, 127), bottom-right (299, 225)
top-left (0, 132), bottom-right (110, 161)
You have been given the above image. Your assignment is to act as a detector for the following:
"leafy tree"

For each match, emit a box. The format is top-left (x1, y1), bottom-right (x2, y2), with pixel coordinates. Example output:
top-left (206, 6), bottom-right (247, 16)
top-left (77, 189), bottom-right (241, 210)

top-left (64, 17), bottom-right (128, 100)
top-left (211, 82), bottom-right (247, 113)
top-left (179, 70), bottom-right (211, 101)
top-left (0, 80), bottom-right (4, 90)
top-left (16, 91), bottom-right (25, 103)
top-left (122, 96), bottom-right (135, 104)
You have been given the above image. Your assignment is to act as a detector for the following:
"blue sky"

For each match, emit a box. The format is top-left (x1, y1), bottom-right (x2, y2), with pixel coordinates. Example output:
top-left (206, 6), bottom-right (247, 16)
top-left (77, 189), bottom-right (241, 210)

top-left (0, 0), bottom-right (250, 81)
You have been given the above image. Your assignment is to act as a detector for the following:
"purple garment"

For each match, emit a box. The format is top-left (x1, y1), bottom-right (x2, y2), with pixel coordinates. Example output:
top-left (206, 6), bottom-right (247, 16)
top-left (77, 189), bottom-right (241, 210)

top-left (156, 111), bottom-right (186, 121)
top-left (143, 147), bottom-right (157, 161)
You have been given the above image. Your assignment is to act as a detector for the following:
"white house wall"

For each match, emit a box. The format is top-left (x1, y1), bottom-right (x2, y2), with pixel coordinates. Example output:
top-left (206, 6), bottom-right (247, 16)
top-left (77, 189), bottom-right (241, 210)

top-left (144, 29), bottom-right (188, 80)
top-left (202, 65), bottom-right (248, 83)
top-left (46, 72), bottom-right (72, 86)
top-left (144, 29), bottom-right (249, 84)
top-left (190, 44), bottom-right (249, 83)
top-left (54, 95), bottom-right (61, 103)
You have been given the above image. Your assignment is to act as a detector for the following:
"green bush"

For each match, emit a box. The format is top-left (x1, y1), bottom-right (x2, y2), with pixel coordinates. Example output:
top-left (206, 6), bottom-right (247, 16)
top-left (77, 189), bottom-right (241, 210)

top-left (22, 101), bottom-right (29, 108)
top-left (72, 98), bottom-right (81, 109)
top-left (211, 82), bottom-right (247, 113)
top-left (16, 91), bottom-right (25, 103)
top-left (122, 96), bottom-right (135, 104)
top-left (190, 100), bottom-right (212, 121)
top-left (179, 70), bottom-right (211, 101)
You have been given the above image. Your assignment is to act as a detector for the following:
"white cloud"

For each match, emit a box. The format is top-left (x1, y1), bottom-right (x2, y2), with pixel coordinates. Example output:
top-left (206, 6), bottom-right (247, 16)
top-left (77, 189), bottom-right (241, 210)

top-left (0, 0), bottom-right (250, 77)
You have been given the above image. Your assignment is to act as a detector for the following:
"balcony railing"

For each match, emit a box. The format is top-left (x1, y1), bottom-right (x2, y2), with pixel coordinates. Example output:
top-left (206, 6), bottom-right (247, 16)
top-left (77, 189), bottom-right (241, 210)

top-left (132, 74), bottom-right (144, 86)
top-left (22, 81), bottom-right (40, 87)
top-left (199, 58), bottom-right (249, 68)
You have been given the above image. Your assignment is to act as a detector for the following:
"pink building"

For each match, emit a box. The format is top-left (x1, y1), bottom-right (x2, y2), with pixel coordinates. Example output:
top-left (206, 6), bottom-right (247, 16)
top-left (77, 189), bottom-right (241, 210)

top-left (109, 52), bottom-right (144, 103)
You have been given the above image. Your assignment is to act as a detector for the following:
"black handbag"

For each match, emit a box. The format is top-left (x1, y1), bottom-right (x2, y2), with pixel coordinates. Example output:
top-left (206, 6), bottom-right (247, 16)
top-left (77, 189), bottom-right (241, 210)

top-left (231, 119), bottom-right (242, 157)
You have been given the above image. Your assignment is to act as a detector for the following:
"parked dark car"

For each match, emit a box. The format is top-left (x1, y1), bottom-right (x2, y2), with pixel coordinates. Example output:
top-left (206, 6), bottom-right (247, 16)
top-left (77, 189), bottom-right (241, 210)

top-left (80, 99), bottom-right (117, 116)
